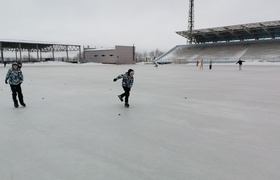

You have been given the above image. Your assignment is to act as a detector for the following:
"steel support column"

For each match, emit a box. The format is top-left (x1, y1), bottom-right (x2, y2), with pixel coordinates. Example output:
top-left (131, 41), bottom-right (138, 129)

top-left (15, 49), bottom-right (18, 60)
top-left (40, 50), bottom-right (42, 61)
top-left (66, 45), bottom-right (69, 61)
top-left (52, 45), bottom-right (55, 61)
top-left (83, 46), bottom-right (86, 62)
top-left (28, 50), bottom-right (31, 61)
top-left (78, 46), bottom-right (81, 63)
top-left (19, 43), bottom-right (22, 61)
top-left (36, 44), bottom-right (39, 61)
top-left (0, 42), bottom-right (3, 63)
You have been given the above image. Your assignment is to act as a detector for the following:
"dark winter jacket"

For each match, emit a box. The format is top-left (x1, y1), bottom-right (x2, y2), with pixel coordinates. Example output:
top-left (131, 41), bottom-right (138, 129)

top-left (5, 68), bottom-right (23, 85)
top-left (236, 60), bottom-right (245, 65)
top-left (115, 69), bottom-right (134, 88)
top-left (17, 61), bottom-right (22, 69)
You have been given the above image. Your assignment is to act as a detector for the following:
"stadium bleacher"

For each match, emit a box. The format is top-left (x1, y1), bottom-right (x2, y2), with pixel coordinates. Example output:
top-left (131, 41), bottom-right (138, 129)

top-left (157, 39), bottom-right (280, 63)
top-left (156, 20), bottom-right (280, 63)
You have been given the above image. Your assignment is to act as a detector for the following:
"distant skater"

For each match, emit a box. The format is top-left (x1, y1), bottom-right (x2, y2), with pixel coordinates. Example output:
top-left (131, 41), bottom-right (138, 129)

top-left (200, 60), bottom-right (204, 70)
top-left (17, 60), bottom-right (22, 69)
top-left (154, 62), bottom-right (158, 68)
top-left (236, 59), bottom-right (245, 70)
top-left (209, 60), bottom-right (213, 70)
top-left (5, 62), bottom-right (26, 108)
top-left (113, 69), bottom-right (135, 108)
top-left (196, 60), bottom-right (199, 66)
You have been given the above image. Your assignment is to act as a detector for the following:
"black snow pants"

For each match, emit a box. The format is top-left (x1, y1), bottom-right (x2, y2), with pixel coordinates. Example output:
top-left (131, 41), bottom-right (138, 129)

top-left (10, 84), bottom-right (24, 105)
top-left (120, 86), bottom-right (130, 104)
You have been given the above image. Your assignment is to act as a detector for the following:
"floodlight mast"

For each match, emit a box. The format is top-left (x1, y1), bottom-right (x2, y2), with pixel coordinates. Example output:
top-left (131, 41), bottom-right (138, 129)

top-left (188, 0), bottom-right (194, 44)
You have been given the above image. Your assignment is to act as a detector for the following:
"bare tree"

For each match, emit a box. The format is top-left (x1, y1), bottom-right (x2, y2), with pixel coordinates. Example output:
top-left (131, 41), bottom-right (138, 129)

top-left (136, 49), bottom-right (165, 62)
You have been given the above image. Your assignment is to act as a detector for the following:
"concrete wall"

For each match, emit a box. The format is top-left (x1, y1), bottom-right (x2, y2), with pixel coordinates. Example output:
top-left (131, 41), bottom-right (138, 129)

top-left (84, 46), bottom-right (135, 64)
top-left (115, 46), bottom-right (135, 64)
top-left (84, 48), bottom-right (116, 64)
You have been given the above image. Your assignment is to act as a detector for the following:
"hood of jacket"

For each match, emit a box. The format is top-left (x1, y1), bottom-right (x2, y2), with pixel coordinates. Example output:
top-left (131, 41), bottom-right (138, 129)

top-left (127, 69), bottom-right (134, 75)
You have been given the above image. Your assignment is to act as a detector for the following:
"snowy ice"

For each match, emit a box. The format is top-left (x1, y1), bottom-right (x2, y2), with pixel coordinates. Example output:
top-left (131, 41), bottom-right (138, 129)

top-left (0, 62), bottom-right (280, 180)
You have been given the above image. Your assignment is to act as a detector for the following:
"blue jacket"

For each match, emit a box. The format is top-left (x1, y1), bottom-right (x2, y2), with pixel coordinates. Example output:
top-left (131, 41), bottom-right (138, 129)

top-left (6, 68), bottom-right (23, 85)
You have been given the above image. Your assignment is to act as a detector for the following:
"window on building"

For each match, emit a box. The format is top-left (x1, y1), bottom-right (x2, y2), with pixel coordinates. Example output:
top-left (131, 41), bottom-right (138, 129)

top-left (102, 55), bottom-right (105, 57)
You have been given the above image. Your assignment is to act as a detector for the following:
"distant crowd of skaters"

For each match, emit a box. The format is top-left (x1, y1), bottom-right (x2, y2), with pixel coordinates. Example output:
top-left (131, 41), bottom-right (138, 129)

top-left (196, 59), bottom-right (245, 70)
top-left (154, 59), bottom-right (245, 70)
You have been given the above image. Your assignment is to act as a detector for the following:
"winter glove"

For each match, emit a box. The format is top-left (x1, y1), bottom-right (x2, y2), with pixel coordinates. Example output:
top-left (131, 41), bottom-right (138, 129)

top-left (5, 79), bottom-right (8, 84)
top-left (113, 78), bottom-right (117, 82)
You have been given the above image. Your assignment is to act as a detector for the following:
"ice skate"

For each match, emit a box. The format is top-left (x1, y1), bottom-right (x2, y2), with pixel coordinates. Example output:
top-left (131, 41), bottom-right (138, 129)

top-left (118, 95), bottom-right (123, 102)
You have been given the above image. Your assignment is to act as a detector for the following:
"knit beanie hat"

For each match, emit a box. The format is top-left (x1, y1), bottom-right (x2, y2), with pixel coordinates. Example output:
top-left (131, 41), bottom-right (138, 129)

top-left (128, 69), bottom-right (134, 74)
top-left (12, 62), bottom-right (18, 66)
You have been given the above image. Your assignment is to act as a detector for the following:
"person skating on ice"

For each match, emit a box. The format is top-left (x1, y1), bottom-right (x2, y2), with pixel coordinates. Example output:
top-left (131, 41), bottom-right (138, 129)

top-left (17, 60), bottom-right (23, 69)
top-left (209, 60), bottom-right (213, 70)
top-left (236, 59), bottom-right (245, 70)
top-left (154, 62), bottom-right (158, 68)
top-left (200, 60), bottom-right (204, 70)
top-left (5, 62), bottom-right (26, 108)
top-left (196, 60), bottom-right (199, 66)
top-left (113, 69), bottom-right (134, 108)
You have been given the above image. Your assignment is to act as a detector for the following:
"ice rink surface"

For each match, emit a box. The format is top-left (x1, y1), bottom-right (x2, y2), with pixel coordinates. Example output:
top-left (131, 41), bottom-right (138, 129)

top-left (0, 62), bottom-right (280, 180)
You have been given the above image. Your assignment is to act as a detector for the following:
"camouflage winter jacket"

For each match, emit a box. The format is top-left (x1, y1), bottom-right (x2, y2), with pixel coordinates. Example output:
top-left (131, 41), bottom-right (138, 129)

top-left (116, 72), bottom-right (134, 88)
top-left (5, 68), bottom-right (24, 85)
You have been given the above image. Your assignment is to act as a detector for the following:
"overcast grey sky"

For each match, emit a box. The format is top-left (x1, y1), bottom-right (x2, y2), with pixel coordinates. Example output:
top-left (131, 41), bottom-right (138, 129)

top-left (1, 0), bottom-right (280, 52)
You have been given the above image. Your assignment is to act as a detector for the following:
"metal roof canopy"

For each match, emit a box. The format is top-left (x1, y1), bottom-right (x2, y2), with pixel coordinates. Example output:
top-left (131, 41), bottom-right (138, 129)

top-left (176, 20), bottom-right (280, 44)
top-left (0, 40), bottom-right (81, 62)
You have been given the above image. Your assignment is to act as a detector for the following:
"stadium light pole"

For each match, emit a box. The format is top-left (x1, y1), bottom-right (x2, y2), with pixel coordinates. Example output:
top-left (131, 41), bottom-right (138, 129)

top-left (188, 0), bottom-right (194, 44)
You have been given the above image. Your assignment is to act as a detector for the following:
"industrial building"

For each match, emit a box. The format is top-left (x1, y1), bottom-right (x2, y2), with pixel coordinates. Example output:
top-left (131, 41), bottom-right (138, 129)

top-left (84, 45), bottom-right (135, 64)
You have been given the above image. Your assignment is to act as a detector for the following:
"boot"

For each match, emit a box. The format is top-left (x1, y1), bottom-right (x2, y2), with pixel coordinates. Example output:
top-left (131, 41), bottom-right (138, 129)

top-left (118, 95), bottom-right (123, 102)
top-left (124, 103), bottom-right (129, 108)
top-left (20, 102), bottom-right (26, 107)
top-left (14, 102), bottom-right (19, 108)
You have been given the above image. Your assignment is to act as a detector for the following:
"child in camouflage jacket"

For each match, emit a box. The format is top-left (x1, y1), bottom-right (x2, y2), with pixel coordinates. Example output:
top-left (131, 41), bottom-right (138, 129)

top-left (5, 62), bottom-right (26, 108)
